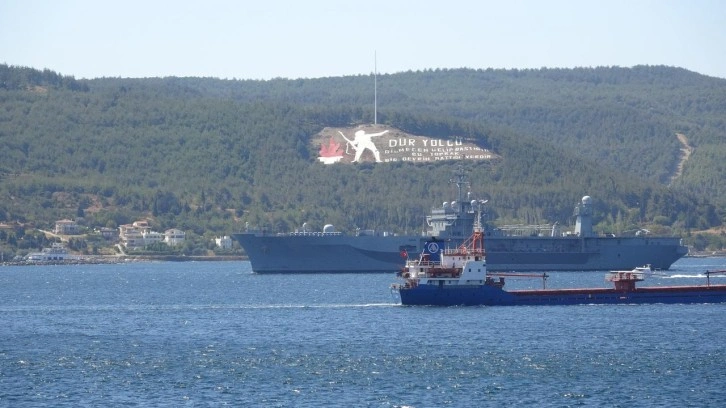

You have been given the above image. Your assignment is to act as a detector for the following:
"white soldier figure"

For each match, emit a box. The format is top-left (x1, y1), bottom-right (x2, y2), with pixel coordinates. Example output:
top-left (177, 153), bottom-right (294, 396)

top-left (338, 129), bottom-right (389, 162)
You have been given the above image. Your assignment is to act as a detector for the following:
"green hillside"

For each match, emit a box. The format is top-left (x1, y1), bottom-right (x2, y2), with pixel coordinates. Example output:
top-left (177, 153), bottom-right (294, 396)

top-left (1, 64), bottom-right (724, 255)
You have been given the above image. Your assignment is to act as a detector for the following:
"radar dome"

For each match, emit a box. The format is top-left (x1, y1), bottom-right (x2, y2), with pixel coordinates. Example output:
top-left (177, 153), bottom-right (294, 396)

top-left (582, 196), bottom-right (592, 205)
top-left (323, 224), bottom-right (336, 233)
top-left (443, 202), bottom-right (450, 209)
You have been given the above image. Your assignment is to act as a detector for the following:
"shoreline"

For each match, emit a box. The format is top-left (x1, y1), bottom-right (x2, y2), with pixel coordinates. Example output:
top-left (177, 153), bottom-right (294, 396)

top-left (1, 255), bottom-right (248, 267)
top-left (4, 253), bottom-right (724, 267)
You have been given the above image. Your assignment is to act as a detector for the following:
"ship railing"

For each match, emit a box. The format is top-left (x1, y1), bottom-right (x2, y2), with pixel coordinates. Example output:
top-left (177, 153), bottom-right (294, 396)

top-left (706, 270), bottom-right (726, 286)
top-left (496, 224), bottom-right (555, 237)
top-left (442, 248), bottom-right (484, 256)
top-left (421, 267), bottom-right (461, 279)
top-left (488, 272), bottom-right (550, 289)
top-left (413, 260), bottom-right (441, 267)
top-left (285, 231), bottom-right (343, 237)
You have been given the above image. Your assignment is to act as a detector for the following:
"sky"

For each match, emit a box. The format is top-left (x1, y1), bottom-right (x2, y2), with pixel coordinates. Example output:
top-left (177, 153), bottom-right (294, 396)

top-left (1, 0), bottom-right (725, 80)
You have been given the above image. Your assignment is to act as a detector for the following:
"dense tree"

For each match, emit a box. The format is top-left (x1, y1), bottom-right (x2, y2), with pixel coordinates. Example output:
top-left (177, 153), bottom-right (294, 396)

top-left (0, 64), bottom-right (724, 256)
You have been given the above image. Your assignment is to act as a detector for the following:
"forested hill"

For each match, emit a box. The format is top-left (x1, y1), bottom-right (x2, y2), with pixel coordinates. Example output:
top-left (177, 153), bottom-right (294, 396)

top-left (0, 64), bottom-right (724, 243)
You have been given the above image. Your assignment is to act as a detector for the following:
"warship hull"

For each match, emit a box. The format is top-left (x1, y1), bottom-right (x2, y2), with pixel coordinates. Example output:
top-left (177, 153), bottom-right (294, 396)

top-left (233, 233), bottom-right (687, 273)
top-left (234, 168), bottom-right (688, 274)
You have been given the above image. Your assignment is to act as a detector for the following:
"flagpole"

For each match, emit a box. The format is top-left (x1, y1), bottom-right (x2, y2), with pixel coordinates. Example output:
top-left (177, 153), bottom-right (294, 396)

top-left (374, 51), bottom-right (377, 125)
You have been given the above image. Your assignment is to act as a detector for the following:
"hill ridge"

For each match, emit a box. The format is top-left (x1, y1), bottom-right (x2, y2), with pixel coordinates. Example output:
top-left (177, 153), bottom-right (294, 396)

top-left (0, 64), bottom-right (724, 251)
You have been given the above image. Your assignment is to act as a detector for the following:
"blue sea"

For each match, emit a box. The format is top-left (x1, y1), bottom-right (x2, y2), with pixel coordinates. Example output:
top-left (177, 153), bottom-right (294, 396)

top-left (1, 257), bottom-right (725, 407)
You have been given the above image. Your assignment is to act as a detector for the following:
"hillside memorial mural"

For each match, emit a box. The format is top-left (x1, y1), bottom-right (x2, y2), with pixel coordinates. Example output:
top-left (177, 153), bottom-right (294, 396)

top-left (315, 126), bottom-right (497, 164)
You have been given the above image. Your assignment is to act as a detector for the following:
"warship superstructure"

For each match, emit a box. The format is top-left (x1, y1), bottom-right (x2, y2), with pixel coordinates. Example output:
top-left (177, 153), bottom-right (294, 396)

top-left (234, 171), bottom-right (687, 274)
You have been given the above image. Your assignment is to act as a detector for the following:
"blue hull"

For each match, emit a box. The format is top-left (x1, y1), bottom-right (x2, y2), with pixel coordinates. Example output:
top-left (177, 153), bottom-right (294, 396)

top-left (398, 284), bottom-right (726, 306)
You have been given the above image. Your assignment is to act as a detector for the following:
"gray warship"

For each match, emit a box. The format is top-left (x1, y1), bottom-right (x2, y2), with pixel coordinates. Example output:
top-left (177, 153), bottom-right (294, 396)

top-left (234, 172), bottom-right (688, 274)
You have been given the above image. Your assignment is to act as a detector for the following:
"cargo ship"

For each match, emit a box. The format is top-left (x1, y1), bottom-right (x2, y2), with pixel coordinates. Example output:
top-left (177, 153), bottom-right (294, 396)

top-left (391, 214), bottom-right (726, 306)
top-left (233, 169), bottom-right (687, 273)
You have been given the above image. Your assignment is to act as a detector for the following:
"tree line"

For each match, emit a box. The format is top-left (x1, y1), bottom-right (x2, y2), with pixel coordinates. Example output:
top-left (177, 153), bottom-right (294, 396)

top-left (0, 64), bottom-right (724, 256)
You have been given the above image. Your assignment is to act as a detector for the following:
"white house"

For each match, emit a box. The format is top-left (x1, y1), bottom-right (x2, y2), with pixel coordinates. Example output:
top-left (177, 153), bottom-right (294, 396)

top-left (119, 222), bottom-right (147, 248)
top-left (119, 220), bottom-right (163, 248)
top-left (164, 229), bottom-right (186, 247)
top-left (215, 236), bottom-right (233, 249)
top-left (142, 230), bottom-right (164, 245)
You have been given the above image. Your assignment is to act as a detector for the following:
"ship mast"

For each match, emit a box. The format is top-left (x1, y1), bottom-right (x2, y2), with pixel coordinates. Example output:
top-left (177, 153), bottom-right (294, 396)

top-left (449, 165), bottom-right (472, 238)
top-left (459, 199), bottom-right (487, 254)
top-left (450, 165), bottom-right (470, 214)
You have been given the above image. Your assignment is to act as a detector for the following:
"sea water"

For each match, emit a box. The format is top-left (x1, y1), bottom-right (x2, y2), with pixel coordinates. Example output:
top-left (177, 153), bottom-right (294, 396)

top-left (1, 258), bottom-right (725, 407)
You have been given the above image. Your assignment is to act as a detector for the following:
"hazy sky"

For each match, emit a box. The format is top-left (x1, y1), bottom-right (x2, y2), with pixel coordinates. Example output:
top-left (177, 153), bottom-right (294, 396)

top-left (2, 0), bottom-right (724, 80)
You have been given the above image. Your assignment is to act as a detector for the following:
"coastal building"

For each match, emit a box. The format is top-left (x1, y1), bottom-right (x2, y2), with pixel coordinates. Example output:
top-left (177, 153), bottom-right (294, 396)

top-left (99, 227), bottom-right (118, 240)
top-left (215, 236), bottom-right (233, 249)
top-left (142, 230), bottom-right (163, 246)
top-left (54, 219), bottom-right (79, 235)
top-left (26, 242), bottom-right (81, 262)
top-left (119, 220), bottom-right (163, 249)
top-left (164, 229), bottom-right (186, 247)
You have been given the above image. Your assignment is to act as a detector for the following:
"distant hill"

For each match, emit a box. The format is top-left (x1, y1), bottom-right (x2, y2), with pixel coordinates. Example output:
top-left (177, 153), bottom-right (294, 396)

top-left (0, 64), bottom-right (724, 246)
